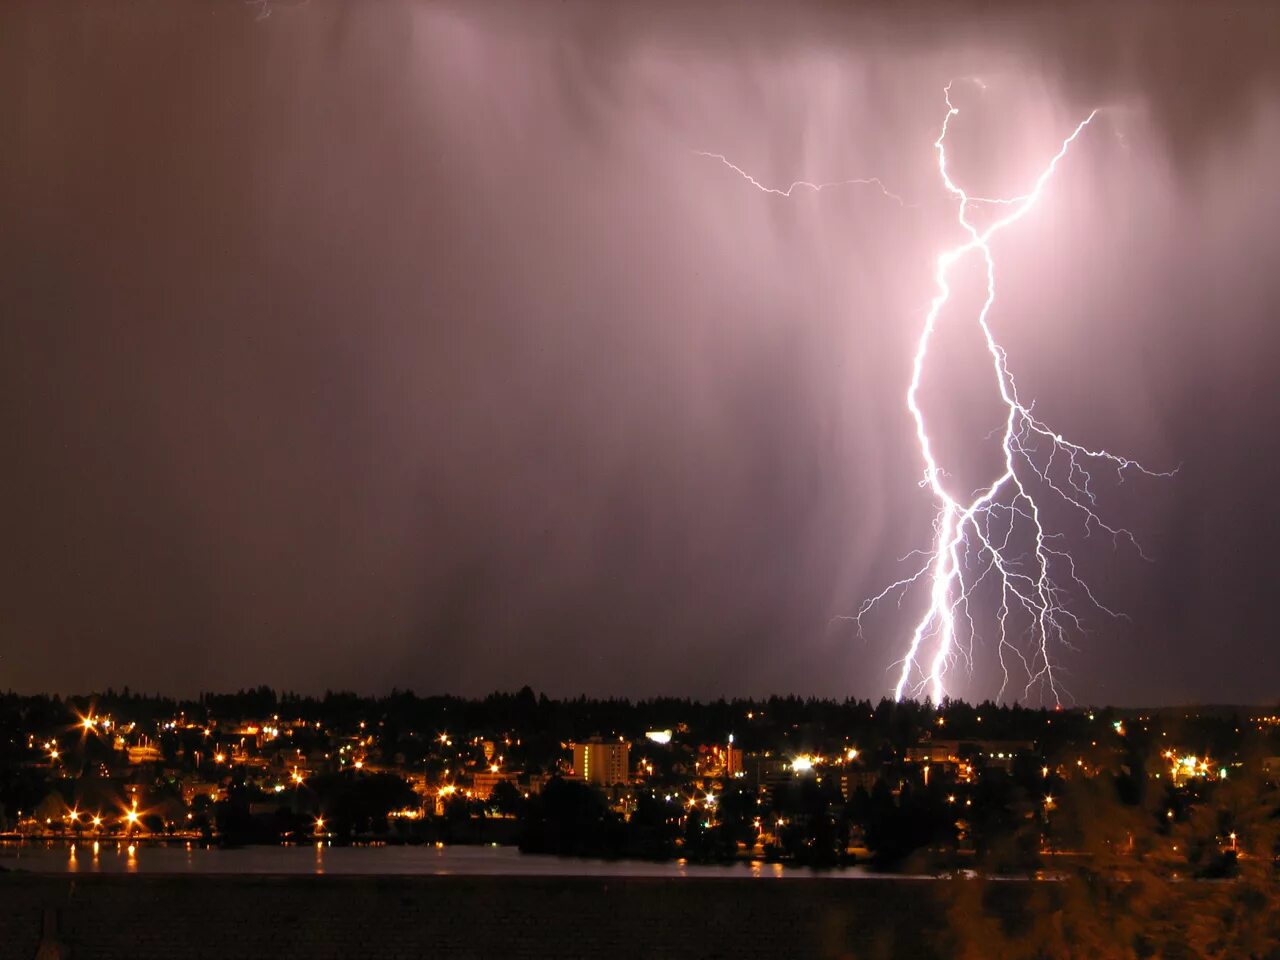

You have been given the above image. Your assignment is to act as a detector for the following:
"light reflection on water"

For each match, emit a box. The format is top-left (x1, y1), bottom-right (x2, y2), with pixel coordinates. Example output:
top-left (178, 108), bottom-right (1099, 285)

top-left (0, 842), bottom-right (900, 878)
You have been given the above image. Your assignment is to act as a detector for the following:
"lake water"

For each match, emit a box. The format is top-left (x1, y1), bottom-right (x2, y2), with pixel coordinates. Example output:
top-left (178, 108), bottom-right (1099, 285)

top-left (0, 841), bottom-right (892, 878)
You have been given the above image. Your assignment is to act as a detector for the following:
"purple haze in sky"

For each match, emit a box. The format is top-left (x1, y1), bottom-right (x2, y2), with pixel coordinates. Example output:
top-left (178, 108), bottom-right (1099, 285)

top-left (2, 1), bottom-right (1279, 703)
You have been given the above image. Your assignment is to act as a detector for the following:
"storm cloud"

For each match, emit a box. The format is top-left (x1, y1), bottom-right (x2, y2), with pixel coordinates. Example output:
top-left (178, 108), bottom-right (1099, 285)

top-left (2, 0), bottom-right (1278, 703)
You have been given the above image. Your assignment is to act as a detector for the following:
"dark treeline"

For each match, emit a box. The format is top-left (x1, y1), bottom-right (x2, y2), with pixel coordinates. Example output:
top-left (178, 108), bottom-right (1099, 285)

top-left (1, 685), bottom-right (1217, 746)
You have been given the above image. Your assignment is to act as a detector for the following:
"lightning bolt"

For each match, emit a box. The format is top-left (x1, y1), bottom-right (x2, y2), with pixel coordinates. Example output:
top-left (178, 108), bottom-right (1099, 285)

top-left (693, 151), bottom-right (909, 206)
top-left (700, 83), bottom-right (1170, 705)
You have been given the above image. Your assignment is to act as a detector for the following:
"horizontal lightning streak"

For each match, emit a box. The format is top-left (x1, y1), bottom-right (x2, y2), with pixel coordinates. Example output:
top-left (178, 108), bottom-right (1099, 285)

top-left (693, 151), bottom-right (909, 206)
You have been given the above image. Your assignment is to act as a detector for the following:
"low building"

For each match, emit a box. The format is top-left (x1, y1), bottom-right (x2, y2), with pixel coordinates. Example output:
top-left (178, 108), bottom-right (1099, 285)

top-left (472, 769), bottom-right (518, 798)
top-left (904, 739), bottom-right (1035, 773)
top-left (127, 744), bottom-right (162, 765)
top-left (741, 752), bottom-right (790, 787)
top-left (181, 781), bottom-right (223, 805)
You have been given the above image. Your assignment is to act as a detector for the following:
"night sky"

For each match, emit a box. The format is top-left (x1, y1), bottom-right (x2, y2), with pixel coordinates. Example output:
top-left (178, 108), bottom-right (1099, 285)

top-left (3, 1), bottom-right (1279, 704)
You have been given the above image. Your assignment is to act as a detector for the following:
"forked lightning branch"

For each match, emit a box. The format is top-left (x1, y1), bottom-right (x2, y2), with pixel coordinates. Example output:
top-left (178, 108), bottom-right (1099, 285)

top-left (699, 83), bottom-right (1170, 705)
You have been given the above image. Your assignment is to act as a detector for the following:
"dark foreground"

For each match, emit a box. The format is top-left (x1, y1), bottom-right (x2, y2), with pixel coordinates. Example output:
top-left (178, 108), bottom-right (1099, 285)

top-left (0, 873), bottom-right (959, 959)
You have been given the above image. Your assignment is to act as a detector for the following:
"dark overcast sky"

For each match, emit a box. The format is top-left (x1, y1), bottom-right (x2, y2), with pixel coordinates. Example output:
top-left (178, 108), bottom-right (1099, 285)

top-left (2, 1), bottom-right (1278, 704)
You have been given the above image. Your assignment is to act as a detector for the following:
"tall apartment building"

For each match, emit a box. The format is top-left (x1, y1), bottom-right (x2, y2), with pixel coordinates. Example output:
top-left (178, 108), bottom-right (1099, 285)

top-left (571, 738), bottom-right (630, 786)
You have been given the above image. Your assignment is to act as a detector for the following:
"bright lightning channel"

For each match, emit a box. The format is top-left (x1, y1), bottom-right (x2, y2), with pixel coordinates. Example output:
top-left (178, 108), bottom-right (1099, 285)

top-left (699, 84), bottom-right (1170, 705)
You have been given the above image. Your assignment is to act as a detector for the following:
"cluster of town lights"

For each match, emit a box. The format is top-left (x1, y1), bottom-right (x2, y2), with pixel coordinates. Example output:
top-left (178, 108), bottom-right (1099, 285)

top-left (17, 698), bottom-right (1259, 871)
top-left (789, 748), bottom-right (859, 774)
